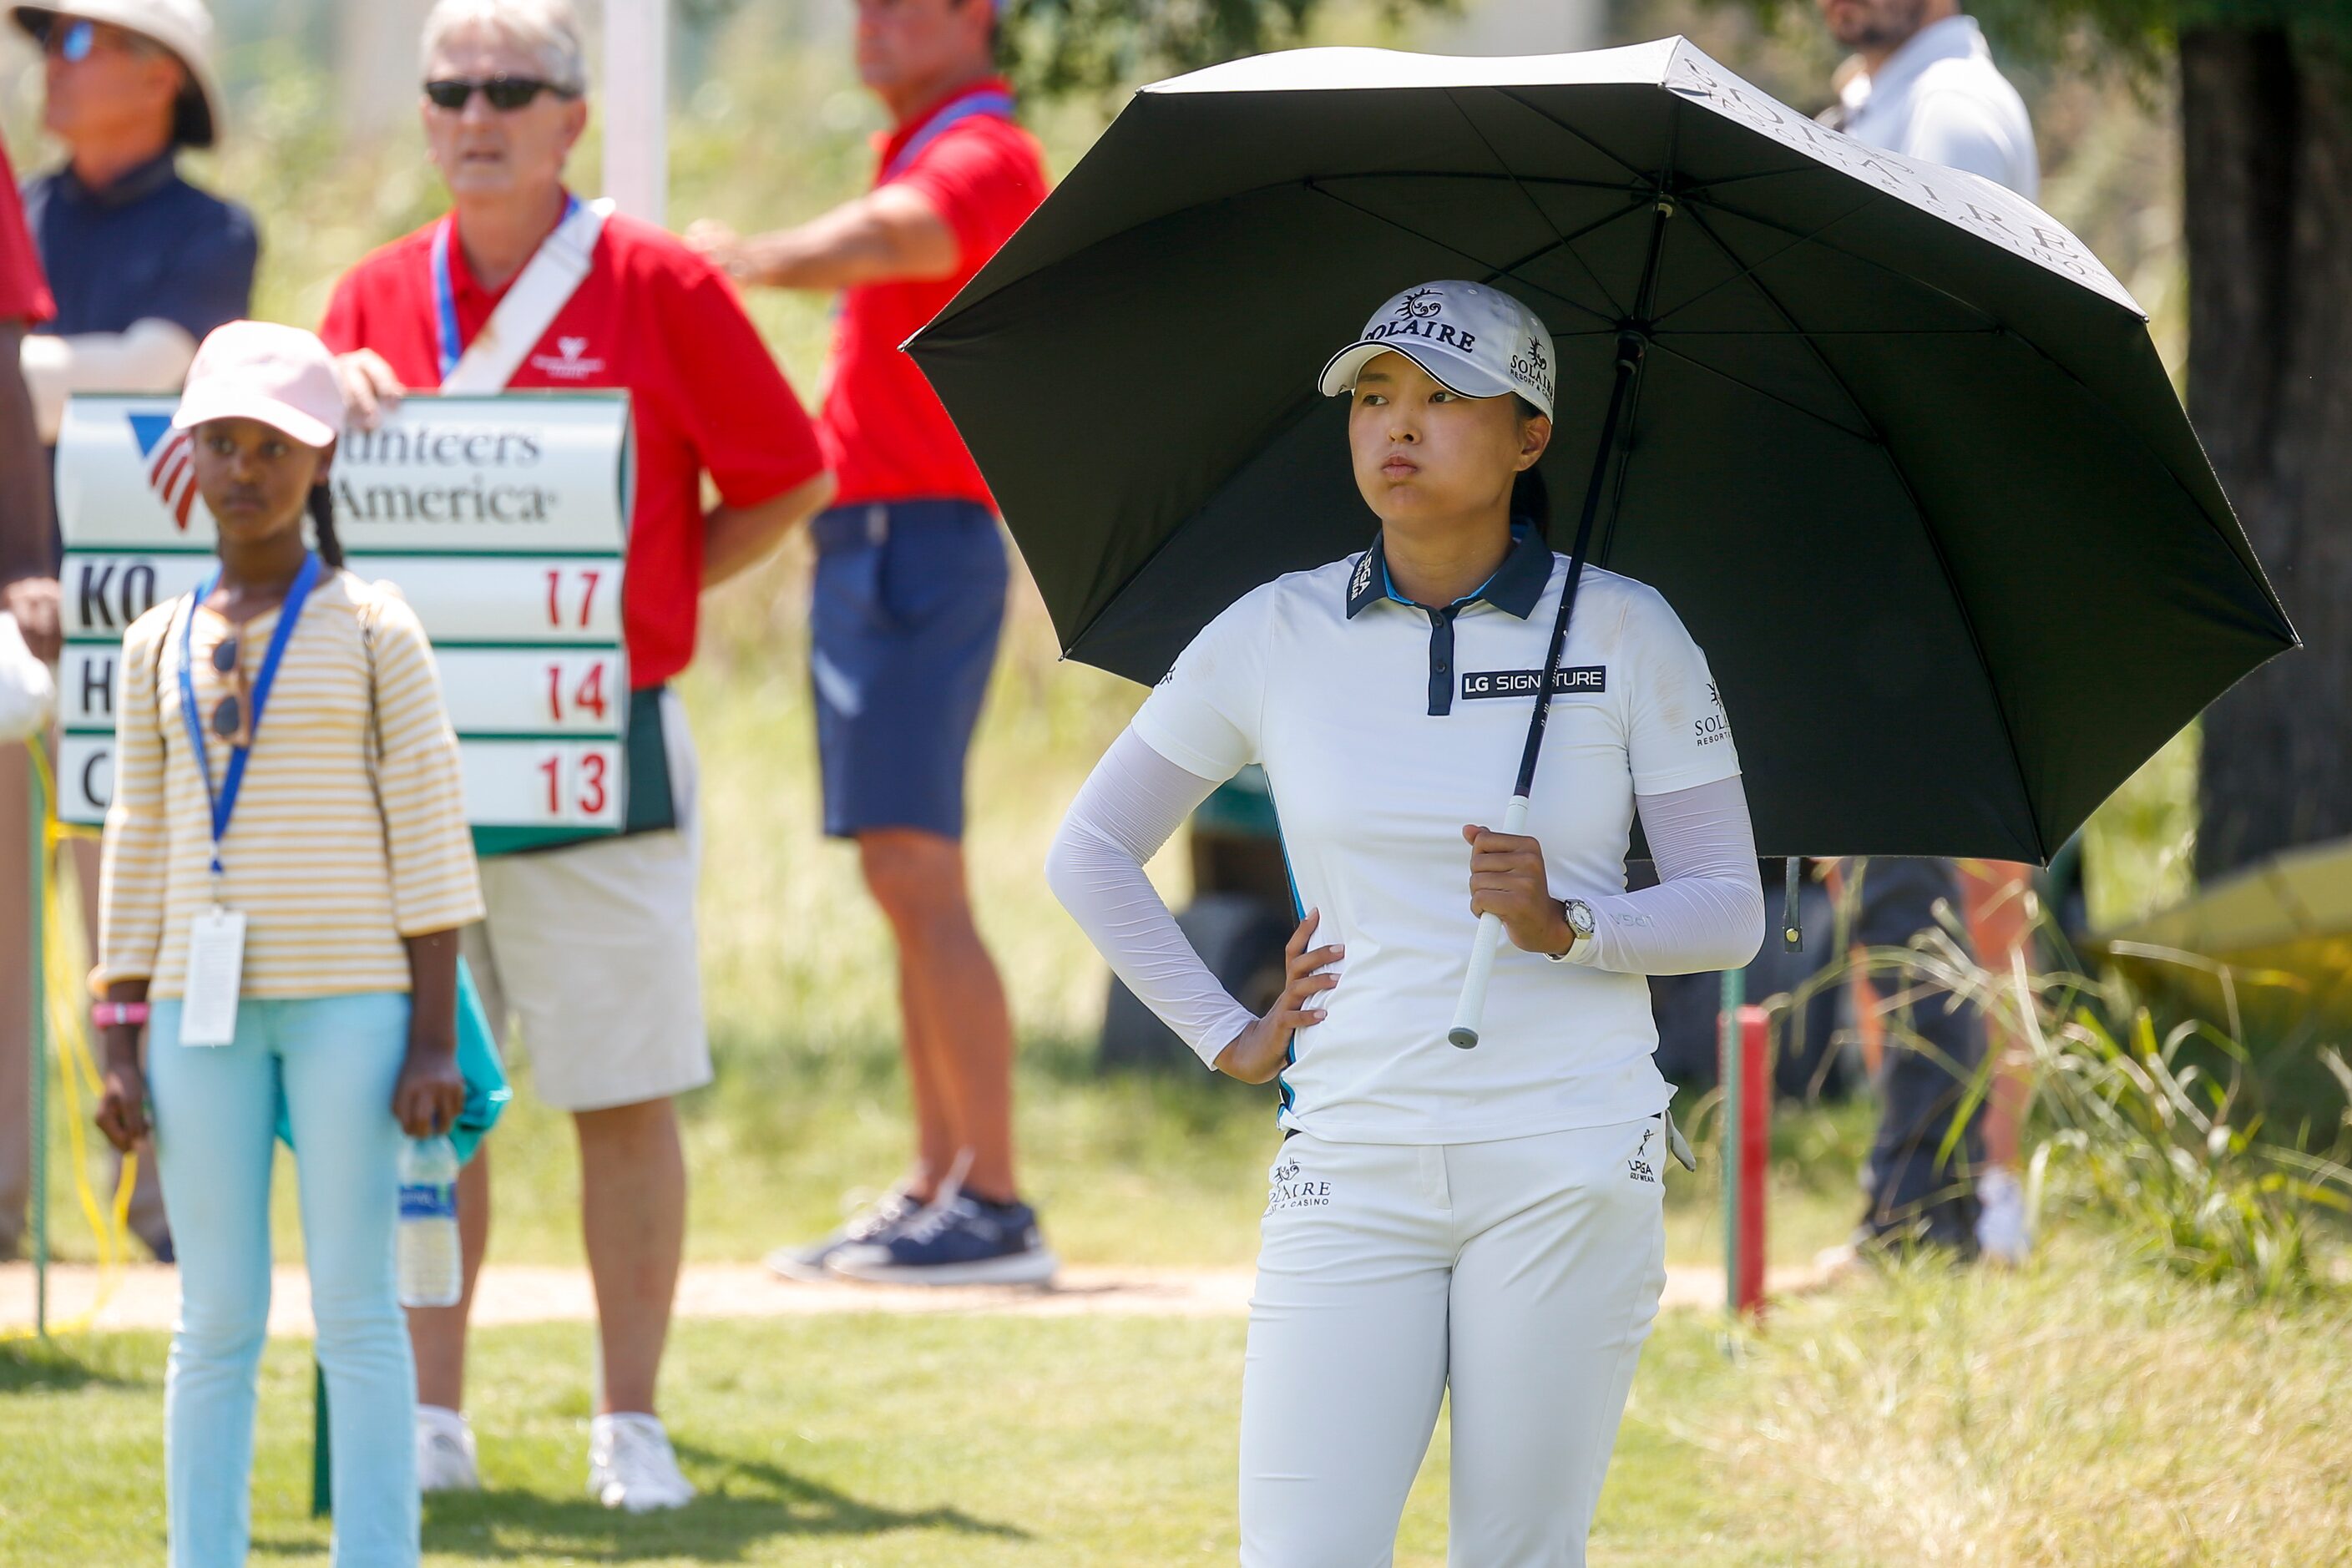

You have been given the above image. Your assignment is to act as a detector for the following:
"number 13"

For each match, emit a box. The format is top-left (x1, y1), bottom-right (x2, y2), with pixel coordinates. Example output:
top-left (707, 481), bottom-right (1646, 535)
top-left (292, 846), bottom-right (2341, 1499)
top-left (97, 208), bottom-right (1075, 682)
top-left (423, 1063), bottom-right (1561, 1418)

top-left (538, 751), bottom-right (611, 818)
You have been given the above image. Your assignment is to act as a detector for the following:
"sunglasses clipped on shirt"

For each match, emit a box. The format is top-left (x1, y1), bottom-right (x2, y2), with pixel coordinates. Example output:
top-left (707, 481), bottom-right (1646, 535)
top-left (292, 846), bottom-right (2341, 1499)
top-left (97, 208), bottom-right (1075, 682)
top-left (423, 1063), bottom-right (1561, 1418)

top-left (422, 75), bottom-right (580, 113)
top-left (210, 633), bottom-right (251, 749)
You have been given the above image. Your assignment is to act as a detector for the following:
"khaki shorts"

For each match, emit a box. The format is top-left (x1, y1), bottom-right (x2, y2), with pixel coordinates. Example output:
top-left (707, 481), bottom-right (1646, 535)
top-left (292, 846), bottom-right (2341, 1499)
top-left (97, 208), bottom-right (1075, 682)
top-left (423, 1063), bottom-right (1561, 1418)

top-left (462, 690), bottom-right (711, 1113)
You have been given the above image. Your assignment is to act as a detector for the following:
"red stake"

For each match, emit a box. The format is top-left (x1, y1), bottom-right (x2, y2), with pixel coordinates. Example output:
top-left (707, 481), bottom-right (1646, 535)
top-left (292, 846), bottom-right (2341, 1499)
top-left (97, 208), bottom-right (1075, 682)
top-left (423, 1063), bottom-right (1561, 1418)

top-left (1735, 1004), bottom-right (1769, 1316)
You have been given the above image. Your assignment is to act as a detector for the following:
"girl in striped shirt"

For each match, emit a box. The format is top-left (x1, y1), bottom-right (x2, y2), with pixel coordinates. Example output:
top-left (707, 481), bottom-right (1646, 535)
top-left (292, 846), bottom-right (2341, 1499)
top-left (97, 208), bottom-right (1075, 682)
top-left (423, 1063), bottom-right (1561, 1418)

top-left (92, 321), bottom-right (483, 1568)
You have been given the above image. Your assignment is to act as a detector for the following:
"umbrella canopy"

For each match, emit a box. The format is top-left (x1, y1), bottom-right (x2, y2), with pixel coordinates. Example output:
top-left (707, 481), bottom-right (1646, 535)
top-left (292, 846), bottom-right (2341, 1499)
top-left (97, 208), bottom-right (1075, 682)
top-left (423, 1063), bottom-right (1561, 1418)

top-left (909, 38), bottom-right (2296, 862)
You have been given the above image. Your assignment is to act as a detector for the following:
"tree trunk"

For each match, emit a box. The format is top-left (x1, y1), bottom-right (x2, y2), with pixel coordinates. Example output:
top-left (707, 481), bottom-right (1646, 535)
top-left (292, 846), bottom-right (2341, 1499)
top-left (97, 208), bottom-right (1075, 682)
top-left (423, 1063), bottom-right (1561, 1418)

top-left (2184, 28), bottom-right (2352, 878)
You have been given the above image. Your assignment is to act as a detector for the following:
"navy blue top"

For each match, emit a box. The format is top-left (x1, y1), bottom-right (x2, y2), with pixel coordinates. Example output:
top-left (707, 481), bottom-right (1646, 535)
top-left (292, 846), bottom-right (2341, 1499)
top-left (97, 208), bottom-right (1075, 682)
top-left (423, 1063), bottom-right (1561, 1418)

top-left (21, 151), bottom-right (255, 340)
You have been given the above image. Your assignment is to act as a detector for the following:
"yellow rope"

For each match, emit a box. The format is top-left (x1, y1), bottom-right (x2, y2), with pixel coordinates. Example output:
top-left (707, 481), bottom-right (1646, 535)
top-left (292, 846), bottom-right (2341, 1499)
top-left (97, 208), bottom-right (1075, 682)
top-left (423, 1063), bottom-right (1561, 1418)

top-left (4, 741), bottom-right (135, 1343)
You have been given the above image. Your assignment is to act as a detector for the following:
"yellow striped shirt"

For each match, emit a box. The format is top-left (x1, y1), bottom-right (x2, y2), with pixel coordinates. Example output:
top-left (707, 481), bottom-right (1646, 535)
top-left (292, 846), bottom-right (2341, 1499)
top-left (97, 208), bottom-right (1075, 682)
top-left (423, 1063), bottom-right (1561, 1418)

top-left (96, 569), bottom-right (486, 999)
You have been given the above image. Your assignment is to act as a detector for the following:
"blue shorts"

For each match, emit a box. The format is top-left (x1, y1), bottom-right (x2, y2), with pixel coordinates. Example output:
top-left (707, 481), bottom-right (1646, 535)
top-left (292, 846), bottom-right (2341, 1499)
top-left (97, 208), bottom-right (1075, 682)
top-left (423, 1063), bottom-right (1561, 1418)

top-left (811, 500), bottom-right (1008, 841)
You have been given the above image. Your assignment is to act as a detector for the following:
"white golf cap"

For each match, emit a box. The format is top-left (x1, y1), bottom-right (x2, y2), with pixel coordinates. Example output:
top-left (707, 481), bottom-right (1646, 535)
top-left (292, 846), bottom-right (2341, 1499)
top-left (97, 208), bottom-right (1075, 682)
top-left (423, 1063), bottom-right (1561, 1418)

top-left (1318, 280), bottom-right (1557, 418)
top-left (173, 321), bottom-right (344, 450)
top-left (12, 0), bottom-right (224, 149)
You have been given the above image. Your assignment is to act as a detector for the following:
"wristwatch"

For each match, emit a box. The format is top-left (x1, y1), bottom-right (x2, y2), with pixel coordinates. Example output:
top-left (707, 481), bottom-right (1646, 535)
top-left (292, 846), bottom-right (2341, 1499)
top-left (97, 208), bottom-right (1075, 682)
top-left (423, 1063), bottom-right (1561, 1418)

top-left (1545, 898), bottom-right (1596, 963)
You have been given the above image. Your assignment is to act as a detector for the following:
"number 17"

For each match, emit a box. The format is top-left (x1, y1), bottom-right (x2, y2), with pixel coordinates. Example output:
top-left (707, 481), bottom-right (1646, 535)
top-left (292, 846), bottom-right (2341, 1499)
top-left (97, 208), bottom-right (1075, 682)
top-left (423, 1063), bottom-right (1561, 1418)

top-left (544, 569), bottom-right (603, 629)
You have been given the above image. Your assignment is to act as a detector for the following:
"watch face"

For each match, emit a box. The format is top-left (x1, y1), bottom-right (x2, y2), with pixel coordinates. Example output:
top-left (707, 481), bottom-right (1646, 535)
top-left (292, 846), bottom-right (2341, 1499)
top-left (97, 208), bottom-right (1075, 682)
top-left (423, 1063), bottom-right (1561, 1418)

top-left (1566, 900), bottom-right (1596, 938)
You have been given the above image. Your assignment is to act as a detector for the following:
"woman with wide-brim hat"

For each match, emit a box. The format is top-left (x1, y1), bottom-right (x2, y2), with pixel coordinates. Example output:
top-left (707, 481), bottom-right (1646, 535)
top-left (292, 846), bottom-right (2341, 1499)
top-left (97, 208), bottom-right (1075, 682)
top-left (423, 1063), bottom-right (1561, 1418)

top-left (1049, 279), bottom-right (1765, 1562)
top-left (10, 0), bottom-right (225, 150)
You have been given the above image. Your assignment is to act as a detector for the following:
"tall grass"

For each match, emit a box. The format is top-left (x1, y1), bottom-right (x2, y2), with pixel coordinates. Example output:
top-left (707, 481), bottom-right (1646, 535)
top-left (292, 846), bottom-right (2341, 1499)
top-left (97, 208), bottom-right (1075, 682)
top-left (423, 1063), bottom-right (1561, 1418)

top-left (1804, 885), bottom-right (2352, 1302)
top-left (1675, 1232), bottom-right (2352, 1568)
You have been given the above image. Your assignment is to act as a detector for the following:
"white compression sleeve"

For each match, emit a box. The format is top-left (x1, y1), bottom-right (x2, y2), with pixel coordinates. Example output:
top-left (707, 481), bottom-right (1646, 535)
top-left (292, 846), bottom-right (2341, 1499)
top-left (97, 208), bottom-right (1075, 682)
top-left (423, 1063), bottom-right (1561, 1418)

top-left (1046, 728), bottom-right (1260, 1069)
top-left (20, 319), bottom-right (198, 444)
top-left (1567, 775), bottom-right (1766, 975)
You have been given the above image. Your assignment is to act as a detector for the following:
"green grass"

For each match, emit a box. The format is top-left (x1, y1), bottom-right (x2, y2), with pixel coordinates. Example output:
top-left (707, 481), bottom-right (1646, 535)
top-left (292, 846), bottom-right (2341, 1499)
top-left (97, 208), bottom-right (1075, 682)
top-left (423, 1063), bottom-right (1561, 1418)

top-left (10, 1231), bottom-right (2348, 1566)
top-left (0, 1308), bottom-right (1762, 1567)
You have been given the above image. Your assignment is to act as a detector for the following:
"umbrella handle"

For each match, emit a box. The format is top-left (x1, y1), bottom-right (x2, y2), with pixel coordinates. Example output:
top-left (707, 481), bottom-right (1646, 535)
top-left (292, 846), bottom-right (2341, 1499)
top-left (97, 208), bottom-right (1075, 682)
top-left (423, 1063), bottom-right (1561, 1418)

top-left (1448, 794), bottom-right (1531, 1050)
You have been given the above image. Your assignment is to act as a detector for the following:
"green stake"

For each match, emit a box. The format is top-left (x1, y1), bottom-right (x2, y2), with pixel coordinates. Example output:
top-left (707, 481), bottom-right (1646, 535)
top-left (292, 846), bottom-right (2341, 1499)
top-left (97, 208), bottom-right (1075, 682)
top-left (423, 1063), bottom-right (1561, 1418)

top-left (312, 1360), bottom-right (331, 1517)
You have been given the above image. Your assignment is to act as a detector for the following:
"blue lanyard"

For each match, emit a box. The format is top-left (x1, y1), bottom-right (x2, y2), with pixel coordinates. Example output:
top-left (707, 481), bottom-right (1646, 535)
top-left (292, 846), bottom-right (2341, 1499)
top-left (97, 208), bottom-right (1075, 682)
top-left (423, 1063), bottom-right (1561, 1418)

top-left (178, 553), bottom-right (322, 878)
top-left (431, 195), bottom-right (582, 382)
top-left (880, 89), bottom-right (1015, 183)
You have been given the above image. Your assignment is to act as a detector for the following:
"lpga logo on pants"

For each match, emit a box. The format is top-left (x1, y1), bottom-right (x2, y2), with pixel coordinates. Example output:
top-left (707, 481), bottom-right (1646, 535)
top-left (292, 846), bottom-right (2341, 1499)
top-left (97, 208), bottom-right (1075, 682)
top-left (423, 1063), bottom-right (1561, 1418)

top-left (1266, 1158), bottom-right (1333, 1214)
top-left (1628, 1125), bottom-right (1660, 1185)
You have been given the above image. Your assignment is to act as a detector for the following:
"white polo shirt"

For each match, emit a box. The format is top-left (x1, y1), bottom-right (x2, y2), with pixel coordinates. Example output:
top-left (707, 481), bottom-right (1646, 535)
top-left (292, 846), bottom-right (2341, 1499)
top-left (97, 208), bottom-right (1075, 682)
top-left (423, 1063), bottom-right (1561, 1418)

top-left (1836, 14), bottom-right (2039, 200)
top-left (1132, 528), bottom-right (1741, 1145)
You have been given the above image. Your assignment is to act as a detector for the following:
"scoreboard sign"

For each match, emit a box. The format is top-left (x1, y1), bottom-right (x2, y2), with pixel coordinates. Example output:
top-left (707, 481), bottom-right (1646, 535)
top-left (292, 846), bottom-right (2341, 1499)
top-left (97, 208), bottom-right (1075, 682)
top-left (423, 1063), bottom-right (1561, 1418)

top-left (55, 392), bottom-right (633, 856)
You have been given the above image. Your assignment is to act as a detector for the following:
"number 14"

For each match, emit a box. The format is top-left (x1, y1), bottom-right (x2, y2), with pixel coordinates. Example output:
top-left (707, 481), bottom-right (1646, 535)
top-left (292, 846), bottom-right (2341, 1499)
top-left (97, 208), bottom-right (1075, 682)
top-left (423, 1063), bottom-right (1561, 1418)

top-left (545, 660), bottom-right (611, 723)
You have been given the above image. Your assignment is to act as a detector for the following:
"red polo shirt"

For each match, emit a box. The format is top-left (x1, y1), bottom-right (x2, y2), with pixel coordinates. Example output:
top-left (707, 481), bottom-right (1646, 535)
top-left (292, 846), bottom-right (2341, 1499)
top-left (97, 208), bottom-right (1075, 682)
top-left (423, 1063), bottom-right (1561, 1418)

top-left (820, 79), bottom-right (1046, 509)
top-left (320, 206), bottom-right (826, 689)
top-left (0, 135), bottom-right (55, 325)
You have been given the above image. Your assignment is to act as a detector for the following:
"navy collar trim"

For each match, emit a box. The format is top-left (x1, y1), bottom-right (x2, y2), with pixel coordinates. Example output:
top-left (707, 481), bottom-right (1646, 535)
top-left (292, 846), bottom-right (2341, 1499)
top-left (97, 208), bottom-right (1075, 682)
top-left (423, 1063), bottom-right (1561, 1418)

top-left (58, 149), bottom-right (179, 208)
top-left (1344, 522), bottom-right (1553, 620)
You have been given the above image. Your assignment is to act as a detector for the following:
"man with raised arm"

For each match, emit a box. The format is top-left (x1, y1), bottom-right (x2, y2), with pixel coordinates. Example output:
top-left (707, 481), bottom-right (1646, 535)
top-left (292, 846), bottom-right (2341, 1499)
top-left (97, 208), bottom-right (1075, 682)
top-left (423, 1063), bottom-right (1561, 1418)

top-left (690, 0), bottom-right (1052, 1286)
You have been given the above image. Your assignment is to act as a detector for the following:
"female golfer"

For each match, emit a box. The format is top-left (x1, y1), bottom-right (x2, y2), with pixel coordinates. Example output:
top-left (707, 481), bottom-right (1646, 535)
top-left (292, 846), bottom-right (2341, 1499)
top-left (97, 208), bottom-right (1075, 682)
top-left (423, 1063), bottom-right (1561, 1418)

top-left (92, 321), bottom-right (483, 1568)
top-left (1049, 280), bottom-right (1764, 1564)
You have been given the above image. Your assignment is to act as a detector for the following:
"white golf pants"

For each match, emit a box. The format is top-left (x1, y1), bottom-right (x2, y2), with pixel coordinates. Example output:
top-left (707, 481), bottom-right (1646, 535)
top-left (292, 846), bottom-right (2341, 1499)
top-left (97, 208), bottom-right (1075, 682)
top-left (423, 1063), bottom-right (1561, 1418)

top-left (1239, 1116), bottom-right (1671, 1567)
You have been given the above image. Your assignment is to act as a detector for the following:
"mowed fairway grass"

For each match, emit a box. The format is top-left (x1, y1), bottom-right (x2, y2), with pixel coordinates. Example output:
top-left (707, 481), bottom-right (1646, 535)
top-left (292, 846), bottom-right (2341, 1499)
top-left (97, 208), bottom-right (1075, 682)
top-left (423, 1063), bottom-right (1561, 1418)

top-left (4, 1313), bottom-right (1755, 1567)
top-left (13, 1240), bottom-right (2351, 1567)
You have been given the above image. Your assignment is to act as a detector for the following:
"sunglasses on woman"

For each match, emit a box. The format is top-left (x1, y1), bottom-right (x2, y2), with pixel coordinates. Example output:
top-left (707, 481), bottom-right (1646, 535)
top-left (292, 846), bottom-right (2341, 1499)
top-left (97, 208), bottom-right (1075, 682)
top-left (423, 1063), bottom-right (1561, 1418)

top-left (422, 76), bottom-right (579, 112)
top-left (41, 18), bottom-right (140, 63)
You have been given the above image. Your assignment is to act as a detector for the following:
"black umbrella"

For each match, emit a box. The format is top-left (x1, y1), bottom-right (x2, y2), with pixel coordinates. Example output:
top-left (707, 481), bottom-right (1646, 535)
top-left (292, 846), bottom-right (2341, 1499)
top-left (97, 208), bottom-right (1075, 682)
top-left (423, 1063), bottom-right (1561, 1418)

top-left (909, 39), bottom-right (2294, 1019)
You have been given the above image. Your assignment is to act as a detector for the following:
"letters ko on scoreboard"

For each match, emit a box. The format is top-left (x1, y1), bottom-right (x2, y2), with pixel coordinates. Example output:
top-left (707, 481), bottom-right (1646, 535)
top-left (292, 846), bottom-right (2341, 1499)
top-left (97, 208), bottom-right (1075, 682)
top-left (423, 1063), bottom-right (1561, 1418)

top-left (55, 392), bottom-right (635, 854)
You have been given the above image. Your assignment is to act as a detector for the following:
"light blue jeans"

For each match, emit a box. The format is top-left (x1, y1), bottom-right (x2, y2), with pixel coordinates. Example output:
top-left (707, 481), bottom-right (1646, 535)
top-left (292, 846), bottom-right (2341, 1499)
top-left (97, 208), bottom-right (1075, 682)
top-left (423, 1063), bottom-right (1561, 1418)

top-left (149, 993), bottom-right (418, 1568)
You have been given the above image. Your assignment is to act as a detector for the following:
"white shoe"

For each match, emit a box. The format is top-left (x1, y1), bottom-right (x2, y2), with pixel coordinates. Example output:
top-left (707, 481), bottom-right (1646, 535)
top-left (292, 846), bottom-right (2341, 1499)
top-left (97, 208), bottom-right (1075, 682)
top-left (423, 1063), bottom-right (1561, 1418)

top-left (1975, 1166), bottom-right (2033, 1264)
top-left (588, 1412), bottom-right (696, 1512)
top-left (415, 1404), bottom-right (479, 1494)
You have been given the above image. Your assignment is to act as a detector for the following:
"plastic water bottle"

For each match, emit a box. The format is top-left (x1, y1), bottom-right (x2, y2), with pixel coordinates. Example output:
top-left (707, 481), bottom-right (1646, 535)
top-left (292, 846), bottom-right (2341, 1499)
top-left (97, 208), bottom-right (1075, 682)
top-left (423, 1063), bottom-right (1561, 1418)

top-left (397, 1136), bottom-right (463, 1308)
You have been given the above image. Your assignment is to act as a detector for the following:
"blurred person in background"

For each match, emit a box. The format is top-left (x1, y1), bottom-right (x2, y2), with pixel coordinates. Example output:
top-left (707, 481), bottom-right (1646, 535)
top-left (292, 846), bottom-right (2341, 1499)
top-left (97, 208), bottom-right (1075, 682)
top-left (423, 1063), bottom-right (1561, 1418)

top-left (325, 0), bottom-right (833, 1509)
top-left (13, 0), bottom-right (255, 439)
top-left (1815, 0), bottom-right (2038, 1260)
top-left (688, 0), bottom-right (1051, 1286)
top-left (0, 0), bottom-right (256, 1267)
top-left (0, 127), bottom-right (56, 1267)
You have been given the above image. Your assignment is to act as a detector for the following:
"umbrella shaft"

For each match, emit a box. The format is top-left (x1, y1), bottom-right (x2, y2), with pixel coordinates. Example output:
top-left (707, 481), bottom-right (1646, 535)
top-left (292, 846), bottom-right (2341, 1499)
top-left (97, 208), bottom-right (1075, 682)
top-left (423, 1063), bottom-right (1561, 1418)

top-left (1511, 333), bottom-right (1646, 800)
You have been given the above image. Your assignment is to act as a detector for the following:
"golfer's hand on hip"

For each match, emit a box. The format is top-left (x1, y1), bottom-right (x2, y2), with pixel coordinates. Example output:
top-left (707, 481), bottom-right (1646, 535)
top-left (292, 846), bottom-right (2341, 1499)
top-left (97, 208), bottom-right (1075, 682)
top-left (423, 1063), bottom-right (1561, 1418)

top-left (1464, 823), bottom-right (1574, 956)
top-left (1214, 909), bottom-right (1341, 1085)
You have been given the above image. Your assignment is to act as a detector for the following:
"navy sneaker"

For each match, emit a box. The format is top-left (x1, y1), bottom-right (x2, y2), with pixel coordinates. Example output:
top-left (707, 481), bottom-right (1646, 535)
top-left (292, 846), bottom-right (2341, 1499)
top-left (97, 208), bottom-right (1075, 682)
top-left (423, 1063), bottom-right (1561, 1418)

top-left (827, 1192), bottom-right (1057, 1287)
top-left (764, 1187), bottom-right (925, 1283)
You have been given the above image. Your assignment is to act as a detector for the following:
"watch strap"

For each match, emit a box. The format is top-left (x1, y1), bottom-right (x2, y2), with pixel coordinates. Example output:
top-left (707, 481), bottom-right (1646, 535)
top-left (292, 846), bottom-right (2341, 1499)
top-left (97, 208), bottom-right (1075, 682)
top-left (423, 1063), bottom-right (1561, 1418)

top-left (1544, 899), bottom-right (1593, 964)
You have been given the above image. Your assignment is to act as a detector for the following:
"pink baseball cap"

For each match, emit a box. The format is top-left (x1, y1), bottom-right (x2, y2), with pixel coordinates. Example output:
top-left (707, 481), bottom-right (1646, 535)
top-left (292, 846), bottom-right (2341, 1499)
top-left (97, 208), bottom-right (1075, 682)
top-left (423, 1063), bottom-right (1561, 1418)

top-left (173, 320), bottom-right (345, 449)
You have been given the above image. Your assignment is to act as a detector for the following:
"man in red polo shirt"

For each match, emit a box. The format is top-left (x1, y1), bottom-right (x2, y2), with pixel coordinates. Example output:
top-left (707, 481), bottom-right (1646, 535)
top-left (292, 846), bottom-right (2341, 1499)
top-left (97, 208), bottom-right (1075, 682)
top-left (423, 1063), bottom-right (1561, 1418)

top-left (0, 129), bottom-right (59, 1272)
top-left (690, 0), bottom-right (1049, 1287)
top-left (325, 0), bottom-right (833, 1512)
